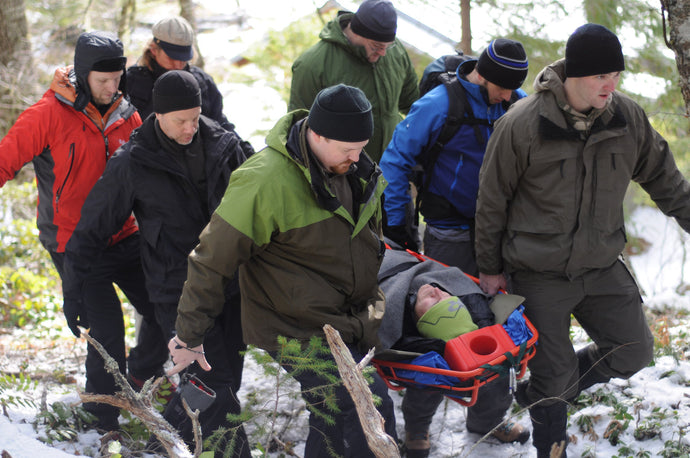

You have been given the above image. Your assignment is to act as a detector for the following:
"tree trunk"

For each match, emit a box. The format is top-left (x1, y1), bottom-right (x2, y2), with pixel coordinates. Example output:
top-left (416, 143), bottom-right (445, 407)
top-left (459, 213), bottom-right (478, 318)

top-left (459, 0), bottom-right (472, 54)
top-left (0, 0), bottom-right (36, 137)
top-left (179, 0), bottom-right (204, 68)
top-left (117, 0), bottom-right (136, 45)
top-left (661, 0), bottom-right (690, 115)
top-left (0, 0), bottom-right (31, 66)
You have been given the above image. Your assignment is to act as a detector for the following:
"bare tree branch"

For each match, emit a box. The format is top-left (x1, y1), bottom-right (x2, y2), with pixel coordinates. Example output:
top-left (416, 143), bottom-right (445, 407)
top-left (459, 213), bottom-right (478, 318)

top-left (79, 331), bottom-right (198, 458)
top-left (323, 324), bottom-right (399, 458)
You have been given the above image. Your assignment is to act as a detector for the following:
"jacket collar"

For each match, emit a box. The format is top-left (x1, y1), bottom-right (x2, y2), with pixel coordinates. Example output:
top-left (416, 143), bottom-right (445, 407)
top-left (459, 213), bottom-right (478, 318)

top-left (129, 115), bottom-right (231, 172)
top-left (286, 118), bottom-right (342, 213)
top-left (534, 60), bottom-right (628, 140)
top-left (457, 60), bottom-right (490, 105)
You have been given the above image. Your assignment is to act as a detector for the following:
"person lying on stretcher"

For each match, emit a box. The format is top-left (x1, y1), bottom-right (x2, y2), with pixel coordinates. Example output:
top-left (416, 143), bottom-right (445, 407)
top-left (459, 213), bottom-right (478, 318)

top-left (376, 247), bottom-right (531, 451)
top-left (377, 247), bottom-right (525, 354)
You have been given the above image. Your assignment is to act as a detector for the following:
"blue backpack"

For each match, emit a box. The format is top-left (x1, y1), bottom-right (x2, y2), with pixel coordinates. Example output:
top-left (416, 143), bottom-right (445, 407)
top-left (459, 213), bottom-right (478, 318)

top-left (418, 50), bottom-right (471, 97)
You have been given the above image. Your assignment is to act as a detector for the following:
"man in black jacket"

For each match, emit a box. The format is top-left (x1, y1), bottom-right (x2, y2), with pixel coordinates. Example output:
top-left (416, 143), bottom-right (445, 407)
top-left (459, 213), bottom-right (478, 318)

top-left (126, 16), bottom-right (254, 158)
top-left (64, 71), bottom-right (252, 456)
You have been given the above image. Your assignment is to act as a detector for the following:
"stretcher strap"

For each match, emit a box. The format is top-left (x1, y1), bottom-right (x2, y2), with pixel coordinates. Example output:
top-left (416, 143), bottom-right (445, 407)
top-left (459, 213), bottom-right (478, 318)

top-left (478, 340), bottom-right (528, 380)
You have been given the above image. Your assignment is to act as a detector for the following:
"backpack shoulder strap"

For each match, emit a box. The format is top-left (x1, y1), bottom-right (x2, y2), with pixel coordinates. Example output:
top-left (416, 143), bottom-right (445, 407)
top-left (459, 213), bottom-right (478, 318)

top-left (421, 73), bottom-right (472, 173)
top-left (413, 74), bottom-right (470, 223)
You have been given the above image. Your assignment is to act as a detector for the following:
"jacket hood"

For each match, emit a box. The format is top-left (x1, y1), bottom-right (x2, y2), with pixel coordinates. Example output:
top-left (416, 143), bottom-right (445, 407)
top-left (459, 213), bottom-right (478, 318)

top-left (319, 12), bottom-right (369, 63)
top-left (456, 59), bottom-right (493, 107)
top-left (50, 66), bottom-right (77, 104)
top-left (265, 110), bottom-right (309, 167)
top-left (533, 59), bottom-right (569, 103)
top-left (73, 31), bottom-right (127, 111)
top-left (533, 58), bottom-right (614, 134)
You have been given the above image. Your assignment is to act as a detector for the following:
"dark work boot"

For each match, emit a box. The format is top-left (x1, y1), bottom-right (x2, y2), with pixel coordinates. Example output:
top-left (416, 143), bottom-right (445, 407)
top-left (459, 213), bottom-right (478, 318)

top-left (576, 345), bottom-right (610, 395)
top-left (403, 430), bottom-right (430, 458)
top-left (529, 401), bottom-right (568, 458)
top-left (491, 422), bottom-right (530, 444)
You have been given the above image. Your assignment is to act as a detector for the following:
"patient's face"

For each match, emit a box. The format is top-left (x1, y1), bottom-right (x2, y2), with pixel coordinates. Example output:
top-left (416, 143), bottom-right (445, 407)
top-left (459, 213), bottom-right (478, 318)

top-left (415, 284), bottom-right (451, 320)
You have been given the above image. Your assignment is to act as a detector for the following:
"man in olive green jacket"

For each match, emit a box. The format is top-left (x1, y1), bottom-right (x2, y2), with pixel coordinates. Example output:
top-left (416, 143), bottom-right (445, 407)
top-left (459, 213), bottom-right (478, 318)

top-left (288, 0), bottom-right (419, 162)
top-left (168, 84), bottom-right (396, 457)
top-left (475, 24), bottom-right (690, 458)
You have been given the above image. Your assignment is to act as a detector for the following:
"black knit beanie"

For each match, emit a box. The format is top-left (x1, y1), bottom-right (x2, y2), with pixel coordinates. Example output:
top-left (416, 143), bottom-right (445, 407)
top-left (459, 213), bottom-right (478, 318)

top-left (308, 84), bottom-right (373, 142)
top-left (152, 70), bottom-right (201, 114)
top-left (476, 39), bottom-right (529, 90)
top-left (350, 0), bottom-right (397, 42)
top-left (565, 23), bottom-right (625, 77)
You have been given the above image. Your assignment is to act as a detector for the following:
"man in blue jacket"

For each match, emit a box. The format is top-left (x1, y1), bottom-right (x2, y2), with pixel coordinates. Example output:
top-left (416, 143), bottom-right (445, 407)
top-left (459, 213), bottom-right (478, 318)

top-left (64, 71), bottom-right (252, 456)
top-left (379, 38), bottom-right (530, 457)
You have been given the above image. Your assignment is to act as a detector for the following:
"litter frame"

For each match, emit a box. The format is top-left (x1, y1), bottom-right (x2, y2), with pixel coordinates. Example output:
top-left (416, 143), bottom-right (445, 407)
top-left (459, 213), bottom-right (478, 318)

top-left (372, 248), bottom-right (539, 407)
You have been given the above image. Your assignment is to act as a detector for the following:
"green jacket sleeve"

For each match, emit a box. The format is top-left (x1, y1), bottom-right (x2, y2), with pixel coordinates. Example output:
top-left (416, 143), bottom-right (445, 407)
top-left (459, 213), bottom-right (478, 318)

top-left (175, 162), bottom-right (275, 346)
top-left (397, 52), bottom-right (420, 114)
top-left (175, 213), bottom-right (256, 346)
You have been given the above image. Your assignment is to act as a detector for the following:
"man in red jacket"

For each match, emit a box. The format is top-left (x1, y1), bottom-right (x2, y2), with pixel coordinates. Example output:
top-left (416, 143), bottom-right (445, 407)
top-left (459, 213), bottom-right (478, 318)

top-left (0, 31), bottom-right (166, 432)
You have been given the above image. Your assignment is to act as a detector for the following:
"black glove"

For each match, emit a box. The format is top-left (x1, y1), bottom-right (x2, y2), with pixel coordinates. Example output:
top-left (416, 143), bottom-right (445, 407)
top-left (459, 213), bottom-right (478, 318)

top-left (62, 287), bottom-right (88, 337)
top-left (383, 224), bottom-right (419, 252)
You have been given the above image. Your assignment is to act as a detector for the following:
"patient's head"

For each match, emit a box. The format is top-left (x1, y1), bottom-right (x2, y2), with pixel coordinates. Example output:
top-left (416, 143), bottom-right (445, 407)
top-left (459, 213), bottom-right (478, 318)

top-left (413, 283), bottom-right (478, 340)
top-left (414, 283), bottom-right (451, 321)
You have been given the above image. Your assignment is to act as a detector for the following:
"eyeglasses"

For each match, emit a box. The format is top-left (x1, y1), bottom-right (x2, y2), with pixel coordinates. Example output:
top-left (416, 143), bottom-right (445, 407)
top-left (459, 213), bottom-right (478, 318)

top-left (369, 40), bottom-right (396, 53)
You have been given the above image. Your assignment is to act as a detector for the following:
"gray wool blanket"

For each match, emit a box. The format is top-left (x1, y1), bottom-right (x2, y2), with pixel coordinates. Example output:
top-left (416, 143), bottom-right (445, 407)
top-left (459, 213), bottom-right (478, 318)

top-left (377, 249), bottom-right (494, 350)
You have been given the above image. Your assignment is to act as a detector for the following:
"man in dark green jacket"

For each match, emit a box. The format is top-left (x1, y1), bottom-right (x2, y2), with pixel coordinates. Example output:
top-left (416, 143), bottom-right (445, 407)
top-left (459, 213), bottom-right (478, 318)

top-left (168, 84), bottom-right (396, 457)
top-left (476, 24), bottom-right (690, 458)
top-left (288, 0), bottom-right (419, 162)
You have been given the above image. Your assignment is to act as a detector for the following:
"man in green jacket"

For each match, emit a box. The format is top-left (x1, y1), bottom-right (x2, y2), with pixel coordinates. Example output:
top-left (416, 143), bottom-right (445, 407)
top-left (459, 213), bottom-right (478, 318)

top-left (475, 24), bottom-right (690, 458)
top-left (288, 0), bottom-right (419, 162)
top-left (167, 84), bottom-right (396, 457)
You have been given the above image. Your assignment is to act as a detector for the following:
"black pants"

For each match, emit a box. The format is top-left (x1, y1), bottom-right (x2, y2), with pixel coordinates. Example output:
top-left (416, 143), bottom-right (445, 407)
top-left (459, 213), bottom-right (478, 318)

top-left (158, 277), bottom-right (249, 456)
top-left (51, 234), bottom-right (166, 425)
top-left (271, 344), bottom-right (397, 458)
top-left (402, 377), bottom-right (512, 435)
top-left (423, 226), bottom-right (477, 276)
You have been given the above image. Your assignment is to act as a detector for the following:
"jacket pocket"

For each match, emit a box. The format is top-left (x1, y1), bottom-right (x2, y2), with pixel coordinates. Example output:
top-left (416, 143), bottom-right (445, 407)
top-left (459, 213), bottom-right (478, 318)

top-left (592, 151), bottom-right (629, 231)
top-left (139, 218), bottom-right (162, 250)
top-left (55, 143), bottom-right (76, 214)
top-left (510, 147), bottom-right (579, 233)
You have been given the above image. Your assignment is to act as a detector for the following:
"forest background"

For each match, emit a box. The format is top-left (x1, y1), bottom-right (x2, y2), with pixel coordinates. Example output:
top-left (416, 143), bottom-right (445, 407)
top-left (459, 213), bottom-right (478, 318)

top-left (1, 0), bottom-right (690, 457)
